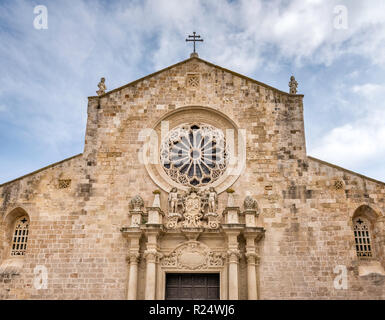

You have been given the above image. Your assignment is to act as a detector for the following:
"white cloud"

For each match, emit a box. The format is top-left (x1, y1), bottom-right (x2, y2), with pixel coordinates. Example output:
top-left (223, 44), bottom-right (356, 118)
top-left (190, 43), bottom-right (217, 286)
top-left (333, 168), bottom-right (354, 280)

top-left (310, 119), bottom-right (385, 167)
top-left (310, 82), bottom-right (385, 181)
top-left (352, 83), bottom-right (385, 100)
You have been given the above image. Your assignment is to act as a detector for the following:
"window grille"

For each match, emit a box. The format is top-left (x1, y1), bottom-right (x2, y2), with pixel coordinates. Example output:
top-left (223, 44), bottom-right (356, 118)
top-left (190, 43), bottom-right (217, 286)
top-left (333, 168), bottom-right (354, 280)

top-left (10, 216), bottom-right (29, 256)
top-left (354, 218), bottom-right (372, 258)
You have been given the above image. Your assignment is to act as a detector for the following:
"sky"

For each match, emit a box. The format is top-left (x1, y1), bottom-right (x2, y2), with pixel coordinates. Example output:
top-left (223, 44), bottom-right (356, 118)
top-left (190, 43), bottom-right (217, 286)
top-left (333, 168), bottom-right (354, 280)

top-left (0, 0), bottom-right (385, 184)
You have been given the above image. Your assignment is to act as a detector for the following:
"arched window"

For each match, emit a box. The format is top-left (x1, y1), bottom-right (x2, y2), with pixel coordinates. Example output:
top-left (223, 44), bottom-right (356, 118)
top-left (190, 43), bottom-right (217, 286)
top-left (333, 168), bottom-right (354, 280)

top-left (353, 217), bottom-right (372, 258)
top-left (10, 215), bottom-right (29, 257)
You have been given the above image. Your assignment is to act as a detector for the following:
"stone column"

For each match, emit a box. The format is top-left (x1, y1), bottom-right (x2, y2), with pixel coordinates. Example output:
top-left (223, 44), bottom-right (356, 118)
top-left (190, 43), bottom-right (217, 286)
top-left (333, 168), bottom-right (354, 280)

top-left (245, 253), bottom-right (258, 300)
top-left (144, 250), bottom-right (158, 300)
top-left (222, 227), bottom-right (242, 300)
top-left (227, 249), bottom-right (240, 299)
top-left (122, 230), bottom-right (142, 300)
top-left (127, 252), bottom-right (140, 300)
top-left (144, 226), bottom-right (162, 300)
top-left (243, 229), bottom-right (264, 300)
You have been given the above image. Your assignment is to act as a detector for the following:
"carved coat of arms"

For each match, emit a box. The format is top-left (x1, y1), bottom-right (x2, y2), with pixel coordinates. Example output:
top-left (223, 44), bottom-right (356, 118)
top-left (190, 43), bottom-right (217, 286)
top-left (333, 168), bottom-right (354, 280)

top-left (183, 191), bottom-right (203, 228)
top-left (166, 187), bottom-right (220, 230)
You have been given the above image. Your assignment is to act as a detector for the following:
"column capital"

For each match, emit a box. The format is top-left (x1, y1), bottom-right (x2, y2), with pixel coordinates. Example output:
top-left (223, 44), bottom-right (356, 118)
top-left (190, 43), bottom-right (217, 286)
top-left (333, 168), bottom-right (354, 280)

top-left (245, 252), bottom-right (259, 265)
top-left (144, 250), bottom-right (162, 263)
top-left (227, 249), bottom-right (241, 263)
top-left (126, 252), bottom-right (140, 264)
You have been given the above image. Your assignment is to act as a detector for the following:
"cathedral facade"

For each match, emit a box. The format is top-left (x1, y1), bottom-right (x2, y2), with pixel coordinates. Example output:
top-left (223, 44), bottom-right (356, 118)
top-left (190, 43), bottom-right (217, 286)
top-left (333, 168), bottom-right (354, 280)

top-left (1, 53), bottom-right (384, 299)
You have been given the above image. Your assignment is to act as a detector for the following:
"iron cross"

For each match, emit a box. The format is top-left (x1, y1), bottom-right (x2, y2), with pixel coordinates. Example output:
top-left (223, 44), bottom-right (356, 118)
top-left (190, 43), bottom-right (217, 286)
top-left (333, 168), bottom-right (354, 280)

top-left (186, 32), bottom-right (203, 53)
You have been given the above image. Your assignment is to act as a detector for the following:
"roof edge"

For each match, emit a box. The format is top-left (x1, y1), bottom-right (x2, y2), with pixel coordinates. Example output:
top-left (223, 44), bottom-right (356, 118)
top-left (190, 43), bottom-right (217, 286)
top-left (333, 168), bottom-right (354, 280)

top-left (307, 156), bottom-right (385, 186)
top-left (0, 153), bottom-right (83, 188)
top-left (89, 56), bottom-right (304, 99)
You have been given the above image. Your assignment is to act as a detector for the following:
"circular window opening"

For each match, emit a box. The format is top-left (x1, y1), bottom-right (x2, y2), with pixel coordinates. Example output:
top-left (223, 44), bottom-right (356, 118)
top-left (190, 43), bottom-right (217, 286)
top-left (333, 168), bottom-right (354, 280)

top-left (160, 123), bottom-right (228, 187)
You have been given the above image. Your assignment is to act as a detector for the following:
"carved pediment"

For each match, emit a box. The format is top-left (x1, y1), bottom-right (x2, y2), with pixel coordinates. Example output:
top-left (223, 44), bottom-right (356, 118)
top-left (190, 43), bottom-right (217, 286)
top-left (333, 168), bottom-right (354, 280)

top-left (161, 241), bottom-right (225, 270)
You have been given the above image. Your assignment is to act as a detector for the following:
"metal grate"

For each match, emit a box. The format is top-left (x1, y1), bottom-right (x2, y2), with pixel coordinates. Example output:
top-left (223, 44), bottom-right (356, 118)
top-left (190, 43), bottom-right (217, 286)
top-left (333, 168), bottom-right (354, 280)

top-left (354, 218), bottom-right (372, 258)
top-left (10, 216), bottom-right (29, 256)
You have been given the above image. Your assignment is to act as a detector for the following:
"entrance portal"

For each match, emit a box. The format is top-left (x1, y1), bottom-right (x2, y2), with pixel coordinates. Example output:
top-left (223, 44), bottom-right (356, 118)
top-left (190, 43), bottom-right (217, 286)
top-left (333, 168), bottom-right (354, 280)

top-left (165, 273), bottom-right (220, 300)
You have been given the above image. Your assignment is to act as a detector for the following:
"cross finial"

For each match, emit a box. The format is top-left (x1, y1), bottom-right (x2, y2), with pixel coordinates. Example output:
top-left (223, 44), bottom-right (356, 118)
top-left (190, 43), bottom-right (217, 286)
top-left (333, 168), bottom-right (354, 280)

top-left (186, 32), bottom-right (203, 57)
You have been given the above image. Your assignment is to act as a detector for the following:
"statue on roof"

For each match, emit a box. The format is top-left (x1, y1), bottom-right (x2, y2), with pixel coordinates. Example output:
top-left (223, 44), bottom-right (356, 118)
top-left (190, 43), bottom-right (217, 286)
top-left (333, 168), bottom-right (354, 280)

top-left (96, 77), bottom-right (106, 96)
top-left (289, 75), bottom-right (298, 94)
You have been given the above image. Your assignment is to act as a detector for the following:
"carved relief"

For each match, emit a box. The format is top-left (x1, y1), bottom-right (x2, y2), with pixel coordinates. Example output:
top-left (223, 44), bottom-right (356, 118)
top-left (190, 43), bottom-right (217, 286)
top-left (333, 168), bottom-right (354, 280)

top-left (165, 187), bottom-right (220, 230)
top-left (58, 179), bottom-right (71, 189)
top-left (186, 74), bottom-right (200, 87)
top-left (161, 241), bottom-right (225, 270)
top-left (183, 190), bottom-right (203, 228)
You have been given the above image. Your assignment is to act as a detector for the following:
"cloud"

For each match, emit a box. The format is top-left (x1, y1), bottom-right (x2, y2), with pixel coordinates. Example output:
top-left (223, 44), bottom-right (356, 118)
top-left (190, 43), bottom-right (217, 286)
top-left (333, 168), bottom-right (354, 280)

top-left (310, 118), bottom-right (385, 167)
top-left (310, 82), bottom-right (385, 181)
top-left (352, 83), bottom-right (385, 100)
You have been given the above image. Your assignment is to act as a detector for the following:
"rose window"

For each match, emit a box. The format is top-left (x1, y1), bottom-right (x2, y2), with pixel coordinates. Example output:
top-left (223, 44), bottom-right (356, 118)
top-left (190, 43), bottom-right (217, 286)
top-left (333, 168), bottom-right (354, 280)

top-left (160, 123), bottom-right (228, 187)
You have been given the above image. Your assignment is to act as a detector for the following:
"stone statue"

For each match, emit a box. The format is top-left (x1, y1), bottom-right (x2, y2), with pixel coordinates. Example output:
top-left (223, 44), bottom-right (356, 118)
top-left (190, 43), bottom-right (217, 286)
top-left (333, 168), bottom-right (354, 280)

top-left (207, 187), bottom-right (217, 213)
top-left (96, 77), bottom-right (107, 96)
top-left (288, 75), bottom-right (298, 94)
top-left (168, 187), bottom-right (179, 213)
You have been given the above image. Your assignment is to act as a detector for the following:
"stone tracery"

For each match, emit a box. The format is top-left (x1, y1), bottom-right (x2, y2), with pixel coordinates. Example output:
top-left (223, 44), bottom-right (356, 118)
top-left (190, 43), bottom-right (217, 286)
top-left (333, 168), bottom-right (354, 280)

top-left (160, 123), bottom-right (228, 188)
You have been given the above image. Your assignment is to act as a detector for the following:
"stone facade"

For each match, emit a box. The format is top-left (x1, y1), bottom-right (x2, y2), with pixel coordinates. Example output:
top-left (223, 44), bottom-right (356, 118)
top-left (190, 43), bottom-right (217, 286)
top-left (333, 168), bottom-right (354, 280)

top-left (0, 55), bottom-right (384, 299)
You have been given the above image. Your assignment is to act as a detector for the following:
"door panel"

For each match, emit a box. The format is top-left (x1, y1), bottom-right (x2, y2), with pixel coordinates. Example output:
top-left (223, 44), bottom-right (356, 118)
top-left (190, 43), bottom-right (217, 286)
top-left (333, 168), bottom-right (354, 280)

top-left (165, 273), bottom-right (220, 300)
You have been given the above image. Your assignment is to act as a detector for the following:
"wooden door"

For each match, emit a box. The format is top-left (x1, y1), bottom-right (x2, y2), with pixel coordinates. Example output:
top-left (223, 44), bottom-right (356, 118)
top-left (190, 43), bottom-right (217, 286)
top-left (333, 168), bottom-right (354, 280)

top-left (165, 273), bottom-right (220, 300)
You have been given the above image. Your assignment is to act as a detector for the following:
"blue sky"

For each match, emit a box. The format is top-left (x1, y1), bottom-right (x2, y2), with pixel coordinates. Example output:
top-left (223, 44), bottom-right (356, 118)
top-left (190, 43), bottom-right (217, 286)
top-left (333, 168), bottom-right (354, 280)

top-left (1, 0), bottom-right (385, 183)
